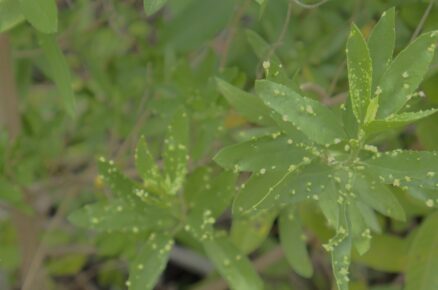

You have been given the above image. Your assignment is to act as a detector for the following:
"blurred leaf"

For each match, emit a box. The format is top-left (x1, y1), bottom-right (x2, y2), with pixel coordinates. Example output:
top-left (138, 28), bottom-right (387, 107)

top-left (216, 78), bottom-right (274, 126)
top-left (377, 31), bottom-right (438, 118)
top-left (347, 24), bottom-right (372, 123)
top-left (353, 234), bottom-right (408, 272)
top-left (202, 235), bottom-right (264, 290)
top-left (279, 206), bottom-right (313, 277)
top-left (47, 254), bottom-right (87, 276)
top-left (68, 199), bottom-right (176, 232)
top-left (231, 209), bottom-right (277, 254)
top-left (256, 80), bottom-right (347, 145)
top-left (163, 109), bottom-right (189, 194)
top-left (143, 0), bottom-right (167, 16)
top-left (405, 212), bottom-right (438, 290)
top-left (0, 0), bottom-right (24, 32)
top-left (19, 0), bottom-right (57, 33)
top-left (129, 232), bottom-right (174, 290)
top-left (135, 136), bottom-right (163, 192)
top-left (38, 33), bottom-right (76, 116)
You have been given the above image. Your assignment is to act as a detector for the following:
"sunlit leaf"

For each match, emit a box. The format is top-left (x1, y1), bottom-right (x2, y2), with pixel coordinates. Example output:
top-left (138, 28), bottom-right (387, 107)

top-left (19, 0), bottom-right (57, 33)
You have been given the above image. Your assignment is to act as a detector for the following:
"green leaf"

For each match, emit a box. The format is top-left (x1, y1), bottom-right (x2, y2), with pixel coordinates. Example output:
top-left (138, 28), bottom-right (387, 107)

top-left (245, 30), bottom-right (294, 89)
top-left (234, 160), bottom-right (332, 216)
top-left (352, 172), bottom-right (406, 221)
top-left (202, 235), bottom-right (264, 290)
top-left (256, 80), bottom-right (347, 145)
top-left (0, 178), bottom-right (29, 211)
top-left (348, 202), bottom-right (371, 255)
top-left (214, 135), bottom-right (311, 173)
top-left (353, 234), bottom-right (408, 272)
top-left (279, 207), bottom-right (313, 277)
top-left (186, 170), bottom-right (236, 219)
top-left (347, 24), bottom-right (372, 123)
top-left (328, 204), bottom-right (352, 290)
top-left (231, 209), bottom-right (277, 254)
top-left (405, 212), bottom-right (438, 290)
top-left (68, 199), bottom-right (176, 232)
top-left (143, 0), bottom-right (167, 16)
top-left (368, 8), bottom-right (395, 90)
top-left (163, 109), bottom-right (189, 194)
top-left (365, 109), bottom-right (438, 135)
top-left (363, 150), bottom-right (438, 191)
top-left (19, 0), bottom-right (57, 33)
top-left (216, 78), bottom-right (274, 126)
top-left (0, 0), bottom-right (24, 32)
top-left (38, 33), bottom-right (76, 116)
top-left (135, 136), bottom-right (163, 192)
top-left (377, 31), bottom-right (438, 118)
top-left (47, 254), bottom-right (86, 276)
top-left (129, 232), bottom-right (174, 290)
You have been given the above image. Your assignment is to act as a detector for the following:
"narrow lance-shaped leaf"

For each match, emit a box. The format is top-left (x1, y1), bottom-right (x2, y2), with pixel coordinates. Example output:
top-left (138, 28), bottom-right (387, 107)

top-left (144, 0), bottom-right (167, 16)
top-left (216, 78), bottom-right (274, 126)
top-left (256, 80), bottom-right (347, 145)
top-left (405, 212), bottom-right (438, 290)
top-left (377, 31), bottom-right (438, 118)
top-left (279, 206), bottom-right (313, 277)
top-left (129, 232), bottom-right (174, 290)
top-left (135, 136), bottom-right (163, 192)
top-left (325, 204), bottom-right (352, 290)
top-left (202, 235), bottom-right (264, 290)
top-left (19, 0), bottom-right (57, 33)
top-left (38, 33), bottom-right (76, 116)
top-left (348, 202), bottom-right (371, 255)
top-left (365, 108), bottom-right (438, 135)
top-left (163, 109), bottom-right (189, 194)
top-left (347, 24), bottom-right (372, 123)
top-left (368, 8), bottom-right (395, 90)
top-left (68, 199), bottom-right (176, 232)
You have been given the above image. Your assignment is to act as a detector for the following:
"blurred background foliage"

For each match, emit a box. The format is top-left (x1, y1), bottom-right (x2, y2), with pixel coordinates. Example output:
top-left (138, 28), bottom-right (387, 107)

top-left (0, 0), bottom-right (438, 289)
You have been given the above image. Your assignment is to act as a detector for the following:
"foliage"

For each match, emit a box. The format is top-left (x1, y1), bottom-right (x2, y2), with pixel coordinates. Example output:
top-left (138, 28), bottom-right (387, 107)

top-left (1, 1), bottom-right (438, 290)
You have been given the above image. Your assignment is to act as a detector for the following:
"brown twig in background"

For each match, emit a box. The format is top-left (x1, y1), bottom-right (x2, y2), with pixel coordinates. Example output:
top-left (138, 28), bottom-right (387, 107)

top-left (410, 0), bottom-right (436, 42)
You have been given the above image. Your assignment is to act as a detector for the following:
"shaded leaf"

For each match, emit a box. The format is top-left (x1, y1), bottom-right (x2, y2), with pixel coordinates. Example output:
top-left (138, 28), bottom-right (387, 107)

top-left (38, 33), bottom-right (76, 116)
top-left (216, 78), bottom-right (273, 126)
top-left (279, 206), bottom-right (313, 277)
top-left (405, 212), bottom-right (438, 290)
